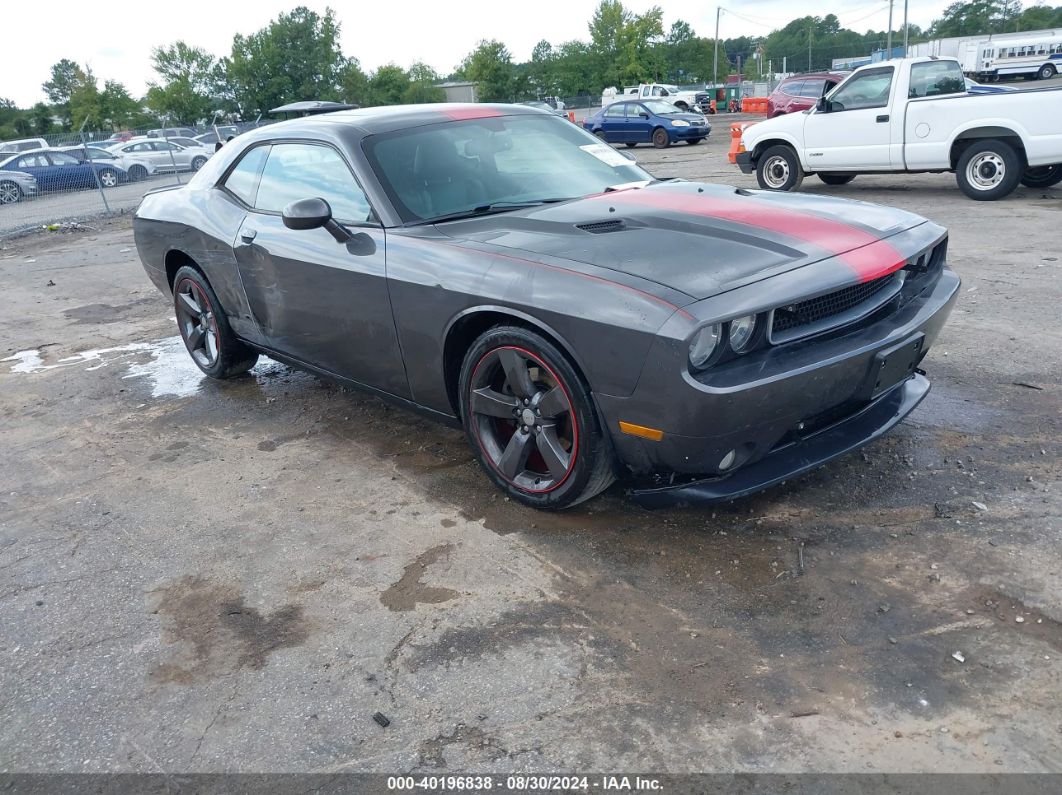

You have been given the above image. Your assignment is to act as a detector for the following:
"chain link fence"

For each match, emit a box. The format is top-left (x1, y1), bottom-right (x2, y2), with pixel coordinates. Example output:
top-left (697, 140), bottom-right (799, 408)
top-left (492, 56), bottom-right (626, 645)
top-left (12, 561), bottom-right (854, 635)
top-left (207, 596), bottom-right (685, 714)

top-left (0, 120), bottom-right (272, 239)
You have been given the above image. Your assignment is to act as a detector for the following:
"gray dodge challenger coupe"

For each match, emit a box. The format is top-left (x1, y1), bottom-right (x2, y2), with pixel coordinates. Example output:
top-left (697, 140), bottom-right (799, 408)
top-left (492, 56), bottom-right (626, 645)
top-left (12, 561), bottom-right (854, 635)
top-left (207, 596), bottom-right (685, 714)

top-left (132, 103), bottom-right (959, 509)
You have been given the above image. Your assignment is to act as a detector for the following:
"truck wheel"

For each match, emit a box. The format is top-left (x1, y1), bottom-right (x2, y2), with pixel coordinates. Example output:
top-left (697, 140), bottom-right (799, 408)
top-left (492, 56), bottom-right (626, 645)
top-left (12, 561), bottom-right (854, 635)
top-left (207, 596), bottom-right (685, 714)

top-left (955, 139), bottom-right (1022, 201)
top-left (756, 145), bottom-right (803, 191)
top-left (1038, 64), bottom-right (1056, 80)
top-left (817, 173), bottom-right (855, 185)
top-left (1019, 164), bottom-right (1062, 188)
top-left (652, 127), bottom-right (670, 148)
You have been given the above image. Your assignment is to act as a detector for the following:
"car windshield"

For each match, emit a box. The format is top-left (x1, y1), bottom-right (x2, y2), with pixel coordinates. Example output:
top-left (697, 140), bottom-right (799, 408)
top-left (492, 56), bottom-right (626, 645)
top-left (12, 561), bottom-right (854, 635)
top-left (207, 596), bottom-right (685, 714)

top-left (363, 113), bottom-right (652, 223)
top-left (640, 100), bottom-right (683, 115)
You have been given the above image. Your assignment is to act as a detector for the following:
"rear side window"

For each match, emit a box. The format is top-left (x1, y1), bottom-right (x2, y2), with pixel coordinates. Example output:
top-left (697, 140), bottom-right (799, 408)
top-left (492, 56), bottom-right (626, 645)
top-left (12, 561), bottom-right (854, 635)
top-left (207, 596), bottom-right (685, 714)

top-left (254, 143), bottom-right (373, 224)
top-left (782, 80), bottom-right (805, 96)
top-left (909, 61), bottom-right (966, 98)
top-left (798, 78), bottom-right (827, 98)
top-left (222, 145), bottom-right (269, 206)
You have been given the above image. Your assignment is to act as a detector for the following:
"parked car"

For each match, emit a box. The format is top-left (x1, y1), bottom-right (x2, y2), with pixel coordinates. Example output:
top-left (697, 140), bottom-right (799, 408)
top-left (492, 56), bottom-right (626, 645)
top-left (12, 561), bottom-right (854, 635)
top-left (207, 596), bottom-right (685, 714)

top-left (146, 127), bottom-right (198, 139)
top-left (737, 57), bottom-right (1062, 199)
top-left (0, 170), bottom-right (38, 204)
top-left (193, 126), bottom-right (242, 146)
top-left (521, 101), bottom-right (566, 117)
top-left (766, 72), bottom-right (849, 117)
top-left (964, 77), bottom-right (1017, 94)
top-left (0, 137), bottom-right (50, 155)
top-left (583, 99), bottom-right (710, 147)
top-left (163, 136), bottom-right (216, 161)
top-left (603, 83), bottom-right (711, 113)
top-left (132, 103), bottom-right (958, 509)
top-left (57, 145), bottom-right (157, 181)
top-left (0, 149), bottom-right (128, 192)
top-left (108, 138), bottom-right (209, 173)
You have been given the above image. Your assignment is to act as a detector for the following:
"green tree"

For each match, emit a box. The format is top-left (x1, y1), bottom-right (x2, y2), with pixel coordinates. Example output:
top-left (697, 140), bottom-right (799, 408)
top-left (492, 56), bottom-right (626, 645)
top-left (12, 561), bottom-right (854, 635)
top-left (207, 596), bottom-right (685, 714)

top-left (553, 40), bottom-right (593, 96)
top-left (42, 59), bottom-right (81, 127)
top-left (68, 65), bottom-right (103, 130)
top-left (367, 64), bottom-right (411, 105)
top-left (404, 62), bottom-right (445, 104)
top-left (146, 42), bottom-right (219, 124)
top-left (100, 81), bottom-right (147, 129)
top-left (457, 40), bottom-right (514, 102)
top-left (528, 40), bottom-right (556, 96)
top-left (929, 0), bottom-right (1021, 37)
top-left (31, 103), bottom-right (55, 136)
top-left (339, 60), bottom-right (370, 105)
top-left (588, 1), bottom-right (665, 87)
top-left (223, 6), bottom-right (345, 115)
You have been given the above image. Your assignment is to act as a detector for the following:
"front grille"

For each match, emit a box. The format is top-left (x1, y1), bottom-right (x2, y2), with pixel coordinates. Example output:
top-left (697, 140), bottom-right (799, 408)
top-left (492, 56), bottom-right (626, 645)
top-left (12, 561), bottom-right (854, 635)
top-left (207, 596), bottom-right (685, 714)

top-left (770, 273), bottom-right (900, 343)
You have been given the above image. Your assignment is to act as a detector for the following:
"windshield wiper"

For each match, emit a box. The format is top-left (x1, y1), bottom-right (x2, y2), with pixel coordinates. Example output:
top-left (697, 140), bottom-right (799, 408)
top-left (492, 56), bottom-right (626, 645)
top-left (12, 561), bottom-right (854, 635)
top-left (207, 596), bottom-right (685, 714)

top-left (423, 198), bottom-right (573, 224)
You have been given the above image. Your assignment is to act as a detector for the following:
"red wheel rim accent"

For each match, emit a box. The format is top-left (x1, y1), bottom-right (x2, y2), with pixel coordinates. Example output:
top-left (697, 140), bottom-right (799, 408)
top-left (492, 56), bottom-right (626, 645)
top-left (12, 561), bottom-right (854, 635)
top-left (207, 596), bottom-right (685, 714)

top-left (175, 278), bottom-right (220, 368)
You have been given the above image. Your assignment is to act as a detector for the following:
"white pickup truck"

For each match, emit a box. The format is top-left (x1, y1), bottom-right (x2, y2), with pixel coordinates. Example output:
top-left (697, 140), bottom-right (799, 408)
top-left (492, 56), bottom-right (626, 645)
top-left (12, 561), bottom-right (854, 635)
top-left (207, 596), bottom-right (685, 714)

top-left (602, 83), bottom-right (710, 114)
top-left (735, 56), bottom-right (1062, 200)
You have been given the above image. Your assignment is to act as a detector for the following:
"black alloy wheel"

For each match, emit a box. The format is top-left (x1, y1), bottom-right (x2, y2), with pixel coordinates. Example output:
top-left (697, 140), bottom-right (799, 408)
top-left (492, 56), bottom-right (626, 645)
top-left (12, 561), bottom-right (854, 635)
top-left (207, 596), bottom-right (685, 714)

top-left (172, 265), bottom-right (258, 378)
top-left (459, 327), bottom-right (614, 509)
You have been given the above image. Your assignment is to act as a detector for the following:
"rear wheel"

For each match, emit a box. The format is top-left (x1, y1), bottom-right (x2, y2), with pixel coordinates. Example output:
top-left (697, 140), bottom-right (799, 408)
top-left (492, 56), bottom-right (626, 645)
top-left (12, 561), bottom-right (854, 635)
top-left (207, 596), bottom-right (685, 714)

top-left (1020, 164), bottom-right (1062, 188)
top-left (98, 168), bottom-right (118, 188)
top-left (652, 127), bottom-right (670, 148)
top-left (756, 144), bottom-right (803, 191)
top-left (191, 155), bottom-right (207, 171)
top-left (0, 180), bottom-right (23, 204)
top-left (459, 326), bottom-right (614, 510)
top-left (686, 138), bottom-right (703, 145)
top-left (624, 142), bottom-right (637, 148)
top-left (172, 265), bottom-right (259, 378)
top-left (1038, 63), bottom-right (1056, 80)
top-left (128, 164), bottom-right (148, 181)
top-left (817, 172), bottom-right (856, 185)
top-left (955, 138), bottom-right (1022, 200)
top-left (594, 130), bottom-right (608, 141)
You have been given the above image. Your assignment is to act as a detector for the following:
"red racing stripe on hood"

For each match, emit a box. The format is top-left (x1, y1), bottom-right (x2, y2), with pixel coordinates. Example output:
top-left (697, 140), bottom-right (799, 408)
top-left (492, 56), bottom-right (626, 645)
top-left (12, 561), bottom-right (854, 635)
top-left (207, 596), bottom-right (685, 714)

top-left (441, 106), bottom-right (503, 120)
top-left (601, 190), bottom-right (906, 282)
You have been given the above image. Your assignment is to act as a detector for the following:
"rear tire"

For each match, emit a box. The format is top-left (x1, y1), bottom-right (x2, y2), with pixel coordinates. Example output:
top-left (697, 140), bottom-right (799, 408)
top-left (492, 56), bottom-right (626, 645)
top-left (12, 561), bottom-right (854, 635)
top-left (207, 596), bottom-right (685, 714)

top-left (686, 138), bottom-right (703, 145)
top-left (624, 142), bottom-right (637, 148)
top-left (1038, 64), bottom-right (1056, 80)
top-left (756, 144), bottom-right (803, 191)
top-left (955, 138), bottom-right (1022, 201)
top-left (128, 164), bottom-right (148, 181)
top-left (1019, 164), bottom-right (1062, 188)
top-left (191, 155), bottom-right (207, 171)
top-left (458, 326), bottom-right (615, 510)
top-left (98, 168), bottom-right (118, 188)
top-left (172, 265), bottom-right (259, 379)
top-left (817, 173), bottom-right (856, 185)
top-left (652, 127), bottom-right (670, 148)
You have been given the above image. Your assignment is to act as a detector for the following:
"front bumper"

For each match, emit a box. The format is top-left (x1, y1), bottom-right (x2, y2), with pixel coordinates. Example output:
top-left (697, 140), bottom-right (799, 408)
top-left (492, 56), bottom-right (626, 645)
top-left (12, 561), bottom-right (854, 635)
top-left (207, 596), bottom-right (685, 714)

top-left (735, 151), bottom-right (754, 173)
top-left (628, 373), bottom-right (929, 508)
top-left (670, 125), bottom-right (710, 141)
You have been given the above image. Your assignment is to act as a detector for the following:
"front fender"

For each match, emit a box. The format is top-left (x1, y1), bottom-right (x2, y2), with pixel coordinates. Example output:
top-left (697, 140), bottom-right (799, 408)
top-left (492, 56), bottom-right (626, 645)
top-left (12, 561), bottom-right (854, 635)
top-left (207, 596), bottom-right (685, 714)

top-left (742, 116), bottom-right (808, 169)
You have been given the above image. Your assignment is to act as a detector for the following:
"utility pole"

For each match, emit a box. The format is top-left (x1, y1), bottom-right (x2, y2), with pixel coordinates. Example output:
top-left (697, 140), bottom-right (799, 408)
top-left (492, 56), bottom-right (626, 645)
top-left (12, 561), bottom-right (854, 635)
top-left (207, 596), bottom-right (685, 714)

top-left (808, 21), bottom-right (813, 71)
top-left (887, 0), bottom-right (894, 57)
top-left (713, 7), bottom-right (721, 88)
top-left (903, 0), bottom-right (909, 52)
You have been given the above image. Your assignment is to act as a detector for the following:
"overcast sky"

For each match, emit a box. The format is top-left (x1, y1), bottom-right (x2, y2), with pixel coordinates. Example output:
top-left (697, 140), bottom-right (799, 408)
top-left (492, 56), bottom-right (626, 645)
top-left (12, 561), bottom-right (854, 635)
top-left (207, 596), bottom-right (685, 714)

top-left (8, 0), bottom-right (953, 107)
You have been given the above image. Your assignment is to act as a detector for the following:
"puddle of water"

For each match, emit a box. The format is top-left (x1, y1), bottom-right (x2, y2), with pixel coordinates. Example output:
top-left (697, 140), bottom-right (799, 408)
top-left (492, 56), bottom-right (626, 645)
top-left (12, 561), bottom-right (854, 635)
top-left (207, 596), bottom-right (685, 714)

top-left (3, 336), bottom-right (283, 398)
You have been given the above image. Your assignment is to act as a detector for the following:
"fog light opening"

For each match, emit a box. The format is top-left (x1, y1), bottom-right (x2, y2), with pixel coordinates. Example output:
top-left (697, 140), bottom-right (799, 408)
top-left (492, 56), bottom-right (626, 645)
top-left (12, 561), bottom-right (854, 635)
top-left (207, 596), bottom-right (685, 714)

top-left (719, 449), bottom-right (737, 471)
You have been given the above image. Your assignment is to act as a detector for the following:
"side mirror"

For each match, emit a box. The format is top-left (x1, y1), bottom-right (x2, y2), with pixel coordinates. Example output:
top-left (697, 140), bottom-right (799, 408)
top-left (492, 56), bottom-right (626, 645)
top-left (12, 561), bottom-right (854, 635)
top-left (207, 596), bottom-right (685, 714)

top-left (660, 89), bottom-right (670, 96)
top-left (816, 96), bottom-right (829, 112)
top-left (282, 197), bottom-right (351, 243)
top-left (639, 112), bottom-right (650, 119)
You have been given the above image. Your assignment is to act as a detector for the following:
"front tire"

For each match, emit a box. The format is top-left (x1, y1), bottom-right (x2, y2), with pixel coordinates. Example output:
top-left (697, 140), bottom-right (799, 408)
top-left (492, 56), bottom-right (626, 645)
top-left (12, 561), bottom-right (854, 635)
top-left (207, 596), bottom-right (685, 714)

top-left (191, 155), bottom-right (207, 171)
top-left (685, 138), bottom-right (703, 145)
top-left (128, 164), bottom-right (148, 181)
top-left (652, 127), bottom-right (670, 148)
top-left (955, 139), bottom-right (1022, 200)
top-left (458, 326), bottom-right (615, 510)
top-left (1019, 164), bottom-right (1062, 188)
top-left (817, 172), bottom-right (855, 185)
top-left (1038, 64), bottom-right (1056, 80)
top-left (0, 180), bottom-right (23, 204)
top-left (172, 265), bottom-right (259, 378)
top-left (756, 144), bottom-right (803, 191)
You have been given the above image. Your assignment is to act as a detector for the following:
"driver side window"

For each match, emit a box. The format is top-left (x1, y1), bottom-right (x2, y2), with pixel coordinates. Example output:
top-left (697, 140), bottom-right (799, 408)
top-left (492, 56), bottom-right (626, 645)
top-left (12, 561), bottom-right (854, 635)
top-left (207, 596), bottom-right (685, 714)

top-left (254, 142), bottom-right (373, 225)
top-left (828, 67), bottom-right (894, 111)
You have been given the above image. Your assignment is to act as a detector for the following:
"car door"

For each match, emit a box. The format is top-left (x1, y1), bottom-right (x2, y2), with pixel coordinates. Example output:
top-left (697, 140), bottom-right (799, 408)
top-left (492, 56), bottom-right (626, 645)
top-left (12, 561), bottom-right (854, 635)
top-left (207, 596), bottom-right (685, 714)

top-left (628, 104), bottom-right (654, 143)
top-left (153, 141), bottom-right (192, 170)
top-left (47, 151), bottom-right (95, 189)
top-left (801, 66), bottom-right (895, 169)
top-left (123, 142), bottom-right (160, 170)
top-left (12, 154), bottom-right (51, 189)
top-left (600, 103), bottom-right (628, 142)
top-left (228, 141), bottom-right (408, 397)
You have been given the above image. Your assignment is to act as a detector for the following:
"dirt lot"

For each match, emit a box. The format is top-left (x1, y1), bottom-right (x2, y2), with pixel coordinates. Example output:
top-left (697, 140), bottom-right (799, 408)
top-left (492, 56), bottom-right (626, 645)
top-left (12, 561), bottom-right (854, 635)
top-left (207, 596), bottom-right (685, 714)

top-left (1, 132), bottom-right (1060, 776)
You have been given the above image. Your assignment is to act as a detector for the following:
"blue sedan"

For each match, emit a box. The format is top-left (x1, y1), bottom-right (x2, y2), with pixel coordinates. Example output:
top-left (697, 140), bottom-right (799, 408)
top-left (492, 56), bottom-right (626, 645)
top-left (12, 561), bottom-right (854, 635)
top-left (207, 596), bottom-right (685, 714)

top-left (0, 149), bottom-right (129, 193)
top-left (583, 99), bottom-right (711, 148)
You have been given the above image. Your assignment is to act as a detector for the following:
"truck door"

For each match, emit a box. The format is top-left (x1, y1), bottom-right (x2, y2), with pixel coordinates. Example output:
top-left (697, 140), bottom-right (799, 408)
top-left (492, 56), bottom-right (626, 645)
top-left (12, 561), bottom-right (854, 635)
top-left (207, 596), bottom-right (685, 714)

top-left (801, 65), bottom-right (895, 169)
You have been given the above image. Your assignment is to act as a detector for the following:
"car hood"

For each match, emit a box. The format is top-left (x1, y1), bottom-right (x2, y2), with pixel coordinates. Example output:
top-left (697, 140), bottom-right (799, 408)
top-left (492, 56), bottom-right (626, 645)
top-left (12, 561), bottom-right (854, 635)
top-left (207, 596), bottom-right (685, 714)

top-left (435, 182), bottom-right (927, 300)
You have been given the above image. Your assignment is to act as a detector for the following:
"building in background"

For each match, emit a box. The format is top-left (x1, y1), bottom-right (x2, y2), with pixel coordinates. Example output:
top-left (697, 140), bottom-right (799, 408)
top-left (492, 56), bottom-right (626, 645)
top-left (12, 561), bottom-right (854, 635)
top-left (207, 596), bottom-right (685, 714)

top-left (436, 81), bottom-right (477, 103)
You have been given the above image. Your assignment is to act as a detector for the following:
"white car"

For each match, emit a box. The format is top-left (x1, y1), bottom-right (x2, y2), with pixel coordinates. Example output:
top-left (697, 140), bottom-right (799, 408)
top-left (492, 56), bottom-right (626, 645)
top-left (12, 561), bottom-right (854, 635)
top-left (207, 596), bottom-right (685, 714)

top-left (57, 145), bottom-right (158, 182)
top-left (164, 136), bottom-right (216, 162)
top-left (108, 137), bottom-right (210, 173)
top-left (736, 56), bottom-right (1062, 200)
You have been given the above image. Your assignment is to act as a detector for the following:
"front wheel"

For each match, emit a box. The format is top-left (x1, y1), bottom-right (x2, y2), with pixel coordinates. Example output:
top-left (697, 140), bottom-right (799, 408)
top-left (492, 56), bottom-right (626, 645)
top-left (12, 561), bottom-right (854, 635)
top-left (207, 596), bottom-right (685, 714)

top-left (685, 138), bottom-right (703, 145)
top-left (191, 155), bottom-right (207, 171)
top-left (458, 326), bottom-right (615, 510)
top-left (955, 138), bottom-right (1022, 200)
top-left (172, 265), bottom-right (259, 378)
top-left (817, 173), bottom-right (855, 185)
top-left (652, 127), bottom-right (670, 148)
top-left (0, 180), bottom-right (23, 204)
top-left (128, 164), bottom-right (148, 182)
top-left (1019, 164), bottom-right (1062, 188)
top-left (1038, 64), bottom-right (1056, 80)
top-left (756, 144), bottom-right (803, 191)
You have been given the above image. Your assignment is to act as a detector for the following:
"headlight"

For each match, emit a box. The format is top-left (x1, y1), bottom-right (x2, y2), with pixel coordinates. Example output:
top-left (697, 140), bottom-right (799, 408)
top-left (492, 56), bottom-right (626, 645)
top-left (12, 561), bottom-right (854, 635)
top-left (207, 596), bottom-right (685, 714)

top-left (729, 315), bottom-right (757, 353)
top-left (671, 119), bottom-right (690, 127)
top-left (688, 324), bottom-right (722, 369)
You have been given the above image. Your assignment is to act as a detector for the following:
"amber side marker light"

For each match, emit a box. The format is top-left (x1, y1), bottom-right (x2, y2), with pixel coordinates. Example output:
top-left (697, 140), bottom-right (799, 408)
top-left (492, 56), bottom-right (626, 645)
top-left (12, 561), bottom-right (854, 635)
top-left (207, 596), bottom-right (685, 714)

top-left (618, 421), bottom-right (664, 441)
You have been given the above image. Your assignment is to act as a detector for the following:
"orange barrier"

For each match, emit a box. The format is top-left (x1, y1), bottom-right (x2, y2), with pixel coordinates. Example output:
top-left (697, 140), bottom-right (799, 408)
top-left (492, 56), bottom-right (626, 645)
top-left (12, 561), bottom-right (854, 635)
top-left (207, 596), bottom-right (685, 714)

top-left (567, 110), bottom-right (575, 122)
top-left (727, 121), bottom-right (758, 164)
top-left (740, 97), bottom-right (770, 115)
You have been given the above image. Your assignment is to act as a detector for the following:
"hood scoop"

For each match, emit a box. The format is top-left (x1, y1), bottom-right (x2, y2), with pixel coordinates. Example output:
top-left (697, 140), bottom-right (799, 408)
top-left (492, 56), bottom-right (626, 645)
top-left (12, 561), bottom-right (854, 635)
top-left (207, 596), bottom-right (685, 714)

top-left (576, 219), bottom-right (626, 234)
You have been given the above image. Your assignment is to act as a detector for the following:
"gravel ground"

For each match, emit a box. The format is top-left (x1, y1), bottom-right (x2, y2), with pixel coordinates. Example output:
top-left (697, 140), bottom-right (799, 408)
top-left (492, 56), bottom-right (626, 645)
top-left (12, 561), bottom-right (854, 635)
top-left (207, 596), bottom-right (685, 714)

top-left (0, 129), bottom-right (1060, 776)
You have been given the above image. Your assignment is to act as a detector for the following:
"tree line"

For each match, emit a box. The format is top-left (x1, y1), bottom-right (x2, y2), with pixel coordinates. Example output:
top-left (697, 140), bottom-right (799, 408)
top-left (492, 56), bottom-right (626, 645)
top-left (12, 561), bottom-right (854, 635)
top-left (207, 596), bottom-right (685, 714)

top-left (1, 0), bottom-right (1060, 140)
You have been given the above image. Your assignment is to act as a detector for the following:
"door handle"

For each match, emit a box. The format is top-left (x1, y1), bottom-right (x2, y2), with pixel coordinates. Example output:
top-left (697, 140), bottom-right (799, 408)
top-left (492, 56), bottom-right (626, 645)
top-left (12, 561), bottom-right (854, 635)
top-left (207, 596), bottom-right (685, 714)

top-left (876, 114), bottom-right (890, 123)
top-left (240, 228), bottom-right (257, 243)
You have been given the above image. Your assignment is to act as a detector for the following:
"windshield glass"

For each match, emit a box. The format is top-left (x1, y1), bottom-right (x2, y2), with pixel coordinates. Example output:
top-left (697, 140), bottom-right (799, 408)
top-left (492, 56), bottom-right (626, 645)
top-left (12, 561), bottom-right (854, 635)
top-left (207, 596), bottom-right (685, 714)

top-left (363, 113), bottom-right (652, 223)
top-left (641, 100), bottom-right (683, 115)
